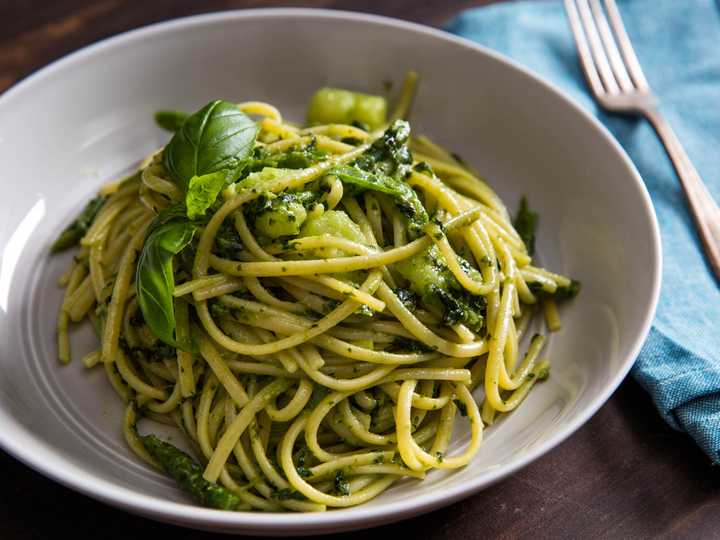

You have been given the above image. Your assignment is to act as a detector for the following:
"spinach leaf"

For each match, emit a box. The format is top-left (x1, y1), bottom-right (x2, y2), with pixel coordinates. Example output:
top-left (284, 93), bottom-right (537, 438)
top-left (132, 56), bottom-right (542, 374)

top-left (154, 110), bottom-right (189, 132)
top-left (514, 197), bottom-right (538, 255)
top-left (355, 119), bottom-right (412, 178)
top-left (136, 217), bottom-right (196, 346)
top-left (163, 100), bottom-right (259, 191)
top-left (185, 170), bottom-right (232, 220)
top-left (51, 195), bottom-right (107, 252)
top-left (329, 120), bottom-right (427, 235)
top-left (330, 164), bottom-right (427, 232)
top-left (152, 201), bottom-right (192, 226)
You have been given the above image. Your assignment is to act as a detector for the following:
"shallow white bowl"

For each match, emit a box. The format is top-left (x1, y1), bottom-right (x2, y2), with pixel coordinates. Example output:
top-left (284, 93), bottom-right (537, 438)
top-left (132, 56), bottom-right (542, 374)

top-left (0, 8), bottom-right (660, 536)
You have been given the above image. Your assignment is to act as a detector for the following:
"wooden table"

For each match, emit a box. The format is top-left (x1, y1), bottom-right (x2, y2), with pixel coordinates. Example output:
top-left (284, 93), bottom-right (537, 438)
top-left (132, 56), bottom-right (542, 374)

top-left (2, 1), bottom-right (718, 537)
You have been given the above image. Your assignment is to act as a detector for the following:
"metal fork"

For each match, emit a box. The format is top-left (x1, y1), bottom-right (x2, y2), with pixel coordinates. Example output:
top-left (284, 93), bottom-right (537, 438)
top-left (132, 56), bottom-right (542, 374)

top-left (565, 0), bottom-right (720, 280)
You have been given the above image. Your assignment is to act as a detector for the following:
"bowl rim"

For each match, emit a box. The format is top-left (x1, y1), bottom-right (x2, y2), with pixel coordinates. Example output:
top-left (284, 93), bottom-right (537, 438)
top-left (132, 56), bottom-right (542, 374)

top-left (0, 7), bottom-right (662, 533)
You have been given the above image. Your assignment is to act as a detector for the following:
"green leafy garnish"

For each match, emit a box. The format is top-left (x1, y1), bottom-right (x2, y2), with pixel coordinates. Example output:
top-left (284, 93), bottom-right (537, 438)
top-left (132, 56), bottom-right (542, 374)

top-left (154, 110), bottom-right (189, 132)
top-left (163, 100), bottom-right (259, 191)
top-left (330, 164), bottom-right (427, 231)
top-left (51, 195), bottom-right (107, 252)
top-left (136, 216), bottom-right (197, 346)
top-left (185, 170), bottom-right (232, 220)
top-left (135, 100), bottom-right (264, 344)
top-left (514, 197), bottom-right (538, 255)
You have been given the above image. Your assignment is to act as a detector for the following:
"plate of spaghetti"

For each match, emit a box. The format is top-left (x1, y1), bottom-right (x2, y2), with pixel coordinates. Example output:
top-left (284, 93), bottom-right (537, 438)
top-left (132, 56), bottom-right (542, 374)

top-left (0, 9), bottom-right (660, 535)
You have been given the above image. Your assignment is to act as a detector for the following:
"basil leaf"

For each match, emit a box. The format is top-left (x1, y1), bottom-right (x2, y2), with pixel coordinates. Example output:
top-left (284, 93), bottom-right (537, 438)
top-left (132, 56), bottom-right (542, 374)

top-left (163, 100), bottom-right (259, 191)
top-left (136, 219), bottom-right (196, 346)
top-left (155, 110), bottom-right (189, 132)
top-left (152, 201), bottom-right (191, 227)
top-left (185, 170), bottom-right (232, 220)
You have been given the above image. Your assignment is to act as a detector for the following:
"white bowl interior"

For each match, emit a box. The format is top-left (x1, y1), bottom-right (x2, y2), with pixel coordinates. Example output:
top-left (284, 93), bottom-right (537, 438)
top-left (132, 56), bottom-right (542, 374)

top-left (0, 9), bottom-right (659, 535)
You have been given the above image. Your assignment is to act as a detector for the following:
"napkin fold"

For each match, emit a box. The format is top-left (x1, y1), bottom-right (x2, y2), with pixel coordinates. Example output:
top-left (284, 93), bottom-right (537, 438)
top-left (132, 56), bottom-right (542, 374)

top-left (447, 0), bottom-right (720, 462)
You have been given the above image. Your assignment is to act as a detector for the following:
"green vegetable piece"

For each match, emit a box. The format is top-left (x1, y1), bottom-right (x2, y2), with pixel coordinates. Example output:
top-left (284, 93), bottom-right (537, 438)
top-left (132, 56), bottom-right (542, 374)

top-left (514, 196), bottom-right (538, 255)
top-left (308, 88), bottom-right (355, 126)
top-left (185, 170), bottom-right (232, 220)
top-left (141, 434), bottom-right (240, 510)
top-left (238, 167), bottom-right (293, 192)
top-left (163, 100), bottom-right (259, 191)
top-left (298, 209), bottom-right (365, 282)
top-left (255, 199), bottom-right (307, 239)
top-left (307, 87), bottom-right (387, 130)
top-left (154, 110), bottom-right (189, 132)
top-left (136, 217), bottom-right (196, 346)
top-left (395, 245), bottom-right (485, 332)
top-left (300, 209), bottom-right (366, 246)
top-left (51, 195), bottom-right (107, 252)
top-left (352, 94), bottom-right (387, 131)
top-left (239, 168), bottom-right (317, 239)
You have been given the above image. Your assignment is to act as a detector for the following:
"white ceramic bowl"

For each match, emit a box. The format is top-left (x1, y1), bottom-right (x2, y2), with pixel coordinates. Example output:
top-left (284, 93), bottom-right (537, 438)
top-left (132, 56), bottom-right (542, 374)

top-left (0, 8), bottom-right (660, 536)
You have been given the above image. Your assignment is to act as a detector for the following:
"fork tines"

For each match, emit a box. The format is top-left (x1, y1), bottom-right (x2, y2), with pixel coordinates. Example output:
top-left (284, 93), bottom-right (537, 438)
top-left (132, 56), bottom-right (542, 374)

top-left (564, 0), bottom-right (650, 97)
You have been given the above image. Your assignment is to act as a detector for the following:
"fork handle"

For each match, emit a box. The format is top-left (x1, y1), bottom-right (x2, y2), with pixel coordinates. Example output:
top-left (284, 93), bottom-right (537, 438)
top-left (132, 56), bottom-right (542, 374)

top-left (645, 107), bottom-right (720, 281)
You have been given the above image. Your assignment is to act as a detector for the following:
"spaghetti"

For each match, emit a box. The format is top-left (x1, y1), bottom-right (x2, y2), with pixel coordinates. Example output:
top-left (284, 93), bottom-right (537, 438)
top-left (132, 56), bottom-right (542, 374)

top-left (53, 73), bottom-right (578, 512)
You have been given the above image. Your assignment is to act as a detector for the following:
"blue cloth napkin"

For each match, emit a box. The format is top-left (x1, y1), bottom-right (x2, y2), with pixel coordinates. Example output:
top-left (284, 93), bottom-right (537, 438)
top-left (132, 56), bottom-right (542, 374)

top-left (447, 0), bottom-right (720, 462)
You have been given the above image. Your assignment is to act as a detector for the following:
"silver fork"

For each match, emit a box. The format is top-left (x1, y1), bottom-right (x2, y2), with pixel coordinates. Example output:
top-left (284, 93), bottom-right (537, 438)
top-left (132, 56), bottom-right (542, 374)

top-left (565, 0), bottom-right (720, 280)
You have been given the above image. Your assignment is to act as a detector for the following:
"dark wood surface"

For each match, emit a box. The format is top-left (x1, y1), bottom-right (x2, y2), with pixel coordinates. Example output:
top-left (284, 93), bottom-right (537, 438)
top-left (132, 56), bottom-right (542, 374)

top-left (2, 1), bottom-right (718, 538)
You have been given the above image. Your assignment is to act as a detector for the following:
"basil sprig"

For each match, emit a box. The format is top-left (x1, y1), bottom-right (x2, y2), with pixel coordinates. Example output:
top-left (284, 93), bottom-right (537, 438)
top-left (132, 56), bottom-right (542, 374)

top-left (163, 100), bottom-right (258, 192)
top-left (137, 100), bottom-right (258, 345)
top-left (136, 216), bottom-right (196, 346)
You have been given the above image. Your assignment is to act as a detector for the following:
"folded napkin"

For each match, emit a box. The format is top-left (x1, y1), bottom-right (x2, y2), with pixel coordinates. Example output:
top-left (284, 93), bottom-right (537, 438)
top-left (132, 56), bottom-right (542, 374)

top-left (447, 0), bottom-right (720, 462)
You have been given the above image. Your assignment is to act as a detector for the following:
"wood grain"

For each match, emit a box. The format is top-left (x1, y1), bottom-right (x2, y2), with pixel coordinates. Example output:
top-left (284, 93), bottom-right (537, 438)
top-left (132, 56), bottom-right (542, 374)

top-left (2, 1), bottom-right (719, 538)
